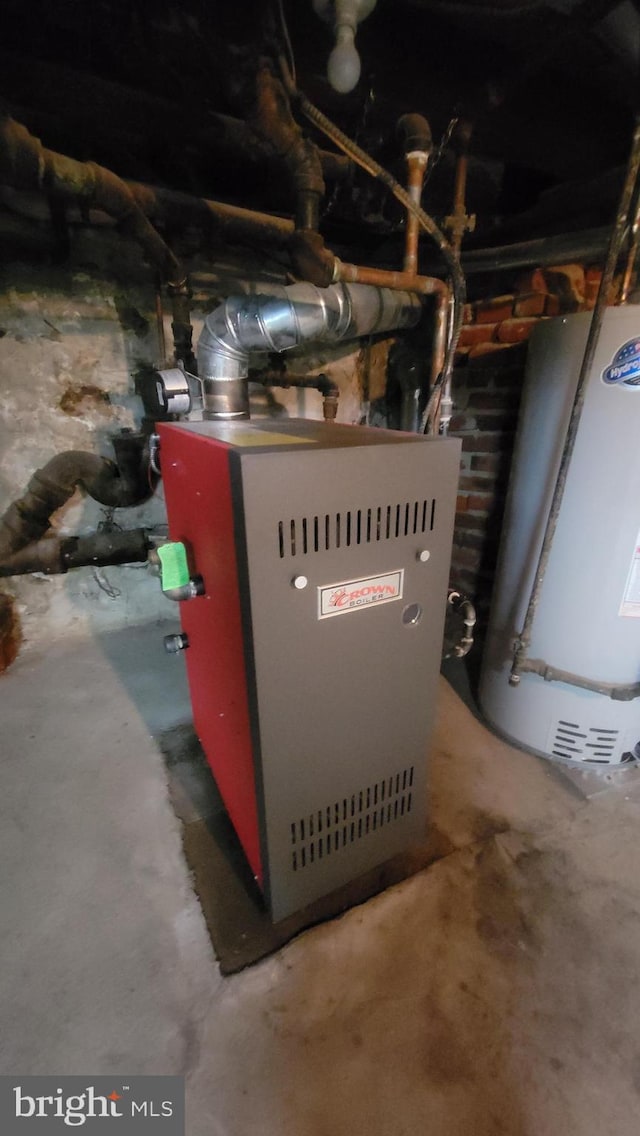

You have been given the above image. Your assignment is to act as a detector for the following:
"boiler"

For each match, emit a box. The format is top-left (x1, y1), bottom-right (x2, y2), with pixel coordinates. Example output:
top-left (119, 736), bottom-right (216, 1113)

top-left (160, 417), bottom-right (460, 919)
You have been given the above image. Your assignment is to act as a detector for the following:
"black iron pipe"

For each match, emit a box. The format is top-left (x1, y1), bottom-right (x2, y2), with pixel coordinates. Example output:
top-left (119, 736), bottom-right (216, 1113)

top-left (0, 434), bottom-right (154, 561)
top-left (460, 226), bottom-right (614, 275)
top-left (0, 529), bottom-right (150, 578)
top-left (516, 658), bottom-right (640, 701)
top-left (257, 369), bottom-right (340, 420)
top-left (510, 116), bottom-right (640, 687)
top-left (0, 114), bottom-right (185, 286)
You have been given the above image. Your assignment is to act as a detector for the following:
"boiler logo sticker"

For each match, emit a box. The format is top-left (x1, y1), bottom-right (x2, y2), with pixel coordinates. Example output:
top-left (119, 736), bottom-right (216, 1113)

top-left (602, 338), bottom-right (640, 388)
top-left (318, 570), bottom-right (404, 619)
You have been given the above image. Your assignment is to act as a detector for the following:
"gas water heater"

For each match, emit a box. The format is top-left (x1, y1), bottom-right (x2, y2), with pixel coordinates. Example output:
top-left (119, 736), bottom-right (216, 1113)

top-left (159, 418), bottom-right (459, 920)
top-left (480, 306), bottom-right (640, 766)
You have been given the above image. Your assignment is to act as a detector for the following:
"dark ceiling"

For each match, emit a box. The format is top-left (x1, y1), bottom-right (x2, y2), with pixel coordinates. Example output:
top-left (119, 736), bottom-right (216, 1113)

top-left (0, 0), bottom-right (639, 260)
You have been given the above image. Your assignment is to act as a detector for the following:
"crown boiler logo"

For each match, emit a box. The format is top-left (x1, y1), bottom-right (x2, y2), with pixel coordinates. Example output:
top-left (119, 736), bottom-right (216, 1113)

top-left (602, 338), bottom-right (640, 388)
top-left (318, 570), bottom-right (404, 618)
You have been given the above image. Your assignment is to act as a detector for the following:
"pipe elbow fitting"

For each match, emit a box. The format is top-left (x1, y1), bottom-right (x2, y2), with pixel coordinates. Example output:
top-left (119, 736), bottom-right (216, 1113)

top-left (397, 113), bottom-right (432, 157)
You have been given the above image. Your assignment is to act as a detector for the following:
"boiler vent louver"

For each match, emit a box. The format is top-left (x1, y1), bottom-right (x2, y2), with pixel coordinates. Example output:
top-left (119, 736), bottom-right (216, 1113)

top-left (290, 766), bottom-right (415, 871)
top-left (278, 499), bottom-right (436, 557)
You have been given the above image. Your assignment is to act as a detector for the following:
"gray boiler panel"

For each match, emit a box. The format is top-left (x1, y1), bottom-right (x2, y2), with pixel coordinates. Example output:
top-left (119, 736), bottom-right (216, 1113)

top-left (234, 430), bottom-right (460, 920)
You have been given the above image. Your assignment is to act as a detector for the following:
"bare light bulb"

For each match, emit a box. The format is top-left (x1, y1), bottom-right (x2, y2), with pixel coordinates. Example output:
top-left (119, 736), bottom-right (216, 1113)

top-left (327, 24), bottom-right (361, 93)
top-left (313, 0), bottom-right (376, 95)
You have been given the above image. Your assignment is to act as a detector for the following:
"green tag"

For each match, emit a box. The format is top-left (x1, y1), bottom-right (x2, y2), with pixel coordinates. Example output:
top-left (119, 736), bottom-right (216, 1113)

top-left (157, 542), bottom-right (190, 591)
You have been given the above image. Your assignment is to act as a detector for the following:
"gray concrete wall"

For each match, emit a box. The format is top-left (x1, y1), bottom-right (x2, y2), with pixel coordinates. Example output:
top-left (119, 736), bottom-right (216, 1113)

top-left (0, 247), bottom-right (373, 656)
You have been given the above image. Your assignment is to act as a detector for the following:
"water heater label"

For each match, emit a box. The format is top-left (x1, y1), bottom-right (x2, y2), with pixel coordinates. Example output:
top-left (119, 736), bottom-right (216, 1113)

top-left (318, 570), bottom-right (404, 619)
top-left (602, 338), bottom-right (640, 388)
top-left (620, 531), bottom-right (640, 618)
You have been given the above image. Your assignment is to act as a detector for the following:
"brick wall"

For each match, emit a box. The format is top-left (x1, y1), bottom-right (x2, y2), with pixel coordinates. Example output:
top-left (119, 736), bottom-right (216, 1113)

top-left (449, 263), bottom-right (604, 629)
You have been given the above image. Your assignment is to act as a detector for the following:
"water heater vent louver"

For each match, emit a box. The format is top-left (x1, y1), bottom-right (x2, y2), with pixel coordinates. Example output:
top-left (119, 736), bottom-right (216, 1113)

top-left (278, 501), bottom-right (435, 558)
top-left (290, 766), bottom-right (414, 871)
top-left (551, 720), bottom-right (620, 763)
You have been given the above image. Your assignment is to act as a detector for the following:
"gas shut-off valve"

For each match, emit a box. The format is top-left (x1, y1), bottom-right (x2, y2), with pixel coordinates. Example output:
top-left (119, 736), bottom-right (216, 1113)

top-left (152, 540), bottom-right (205, 655)
top-left (150, 541), bottom-right (205, 602)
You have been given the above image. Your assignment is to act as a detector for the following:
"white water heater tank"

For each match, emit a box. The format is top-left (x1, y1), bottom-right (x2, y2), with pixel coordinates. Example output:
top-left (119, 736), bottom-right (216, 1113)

top-left (480, 305), bottom-right (640, 766)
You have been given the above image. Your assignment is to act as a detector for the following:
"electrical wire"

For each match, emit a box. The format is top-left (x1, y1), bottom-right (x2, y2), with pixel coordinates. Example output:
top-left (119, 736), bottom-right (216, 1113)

top-left (274, 0), bottom-right (296, 88)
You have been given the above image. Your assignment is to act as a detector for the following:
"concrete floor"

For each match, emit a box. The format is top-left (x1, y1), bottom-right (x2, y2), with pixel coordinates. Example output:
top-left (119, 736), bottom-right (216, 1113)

top-left (2, 623), bottom-right (640, 1135)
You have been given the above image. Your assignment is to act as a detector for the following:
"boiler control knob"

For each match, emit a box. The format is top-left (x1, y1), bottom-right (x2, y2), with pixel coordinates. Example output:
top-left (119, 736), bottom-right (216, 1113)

top-left (417, 549), bottom-right (431, 562)
top-left (164, 632), bottom-right (190, 654)
top-left (292, 575), bottom-right (308, 589)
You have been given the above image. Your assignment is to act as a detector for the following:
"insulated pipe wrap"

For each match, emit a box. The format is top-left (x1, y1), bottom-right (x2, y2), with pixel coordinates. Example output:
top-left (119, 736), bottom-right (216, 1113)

top-left (0, 442), bottom-right (153, 562)
top-left (198, 281), bottom-right (421, 419)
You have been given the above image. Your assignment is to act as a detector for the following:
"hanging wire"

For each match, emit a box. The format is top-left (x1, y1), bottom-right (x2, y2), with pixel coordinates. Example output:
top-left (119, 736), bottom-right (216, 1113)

top-left (274, 0), bottom-right (296, 88)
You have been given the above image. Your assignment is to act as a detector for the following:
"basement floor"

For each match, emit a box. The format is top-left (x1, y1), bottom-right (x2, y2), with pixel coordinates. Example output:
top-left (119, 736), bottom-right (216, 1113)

top-left (2, 622), bottom-right (640, 1135)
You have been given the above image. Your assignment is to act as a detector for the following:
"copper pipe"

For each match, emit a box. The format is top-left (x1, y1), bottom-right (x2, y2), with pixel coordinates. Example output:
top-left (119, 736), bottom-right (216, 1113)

top-left (403, 152), bottom-right (429, 274)
top-left (451, 153), bottom-right (469, 256)
top-left (430, 289), bottom-right (450, 429)
top-left (445, 120), bottom-right (475, 256)
top-left (336, 261), bottom-right (447, 295)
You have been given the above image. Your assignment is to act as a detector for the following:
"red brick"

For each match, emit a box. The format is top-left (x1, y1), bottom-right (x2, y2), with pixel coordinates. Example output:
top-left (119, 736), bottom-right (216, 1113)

top-left (475, 295), bottom-right (515, 324)
top-left (458, 473), bottom-right (498, 491)
top-left (544, 293), bottom-right (561, 317)
top-left (452, 529), bottom-right (488, 551)
top-left (449, 568), bottom-right (480, 596)
top-left (454, 346), bottom-right (471, 363)
top-left (467, 492), bottom-right (504, 513)
top-left (470, 390), bottom-right (520, 410)
top-left (458, 323), bottom-right (498, 347)
top-left (471, 453), bottom-right (503, 473)
top-left (451, 545), bottom-right (483, 568)
top-left (515, 269), bottom-right (547, 294)
top-left (468, 342), bottom-right (524, 365)
top-left (513, 292), bottom-right (547, 318)
top-left (475, 411), bottom-right (519, 431)
top-left (542, 264), bottom-right (585, 312)
top-left (456, 494), bottom-right (469, 512)
top-left (451, 386), bottom-right (471, 411)
top-left (456, 371), bottom-right (494, 389)
top-left (449, 413), bottom-right (477, 432)
top-left (454, 513), bottom-right (489, 532)
top-left (492, 367), bottom-right (526, 387)
top-left (462, 303), bottom-right (474, 324)
top-left (496, 317), bottom-right (540, 344)
top-left (461, 433), bottom-right (508, 453)
top-left (583, 267), bottom-right (603, 310)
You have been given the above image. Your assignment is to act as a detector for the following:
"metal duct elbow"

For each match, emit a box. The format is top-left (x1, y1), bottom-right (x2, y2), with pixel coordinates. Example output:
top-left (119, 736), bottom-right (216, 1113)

top-left (197, 281), bottom-right (422, 419)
